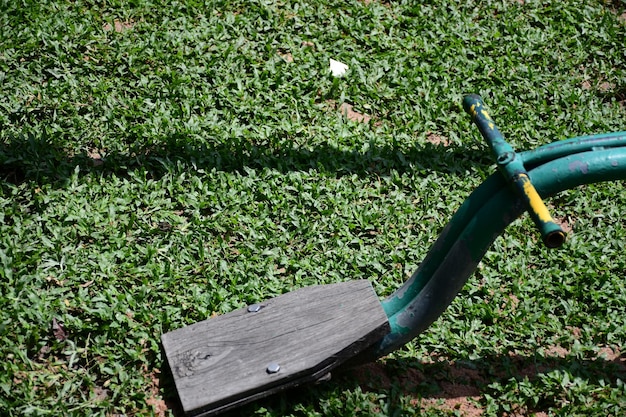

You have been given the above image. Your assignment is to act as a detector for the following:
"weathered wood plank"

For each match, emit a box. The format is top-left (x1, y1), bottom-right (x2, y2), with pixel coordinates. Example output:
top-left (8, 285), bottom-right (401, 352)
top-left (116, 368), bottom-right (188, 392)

top-left (161, 280), bottom-right (389, 416)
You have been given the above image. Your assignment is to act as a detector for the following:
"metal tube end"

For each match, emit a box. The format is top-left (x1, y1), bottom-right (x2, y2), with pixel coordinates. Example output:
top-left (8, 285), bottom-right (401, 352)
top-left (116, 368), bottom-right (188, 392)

top-left (543, 230), bottom-right (566, 248)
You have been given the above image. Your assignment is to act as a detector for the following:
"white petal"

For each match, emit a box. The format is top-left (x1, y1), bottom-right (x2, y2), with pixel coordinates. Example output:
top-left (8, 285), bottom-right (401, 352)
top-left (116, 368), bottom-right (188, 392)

top-left (329, 58), bottom-right (349, 77)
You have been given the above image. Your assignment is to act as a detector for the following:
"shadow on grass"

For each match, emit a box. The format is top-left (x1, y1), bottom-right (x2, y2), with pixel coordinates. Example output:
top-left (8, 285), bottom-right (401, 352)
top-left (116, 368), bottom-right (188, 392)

top-left (178, 349), bottom-right (626, 416)
top-left (0, 131), bottom-right (491, 188)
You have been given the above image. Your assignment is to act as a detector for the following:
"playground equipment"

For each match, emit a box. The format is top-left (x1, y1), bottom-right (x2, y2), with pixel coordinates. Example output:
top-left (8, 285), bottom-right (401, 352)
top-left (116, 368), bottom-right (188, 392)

top-left (161, 95), bottom-right (626, 416)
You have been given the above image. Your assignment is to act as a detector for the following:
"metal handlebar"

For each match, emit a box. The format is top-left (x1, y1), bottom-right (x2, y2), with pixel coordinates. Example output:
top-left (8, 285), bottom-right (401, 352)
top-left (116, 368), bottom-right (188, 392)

top-left (463, 94), bottom-right (566, 248)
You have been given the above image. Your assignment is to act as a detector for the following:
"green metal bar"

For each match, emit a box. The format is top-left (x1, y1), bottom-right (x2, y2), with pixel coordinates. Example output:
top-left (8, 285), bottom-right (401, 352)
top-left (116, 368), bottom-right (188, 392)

top-left (369, 146), bottom-right (626, 359)
top-left (463, 94), bottom-right (566, 248)
top-left (381, 97), bottom-right (626, 324)
top-left (462, 94), bottom-right (517, 162)
top-left (381, 173), bottom-right (506, 318)
top-left (520, 131), bottom-right (626, 167)
top-left (364, 96), bottom-right (626, 362)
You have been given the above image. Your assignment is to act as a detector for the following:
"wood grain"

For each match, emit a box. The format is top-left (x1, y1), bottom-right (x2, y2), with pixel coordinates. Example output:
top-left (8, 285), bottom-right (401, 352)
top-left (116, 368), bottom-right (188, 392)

top-left (161, 280), bottom-right (389, 416)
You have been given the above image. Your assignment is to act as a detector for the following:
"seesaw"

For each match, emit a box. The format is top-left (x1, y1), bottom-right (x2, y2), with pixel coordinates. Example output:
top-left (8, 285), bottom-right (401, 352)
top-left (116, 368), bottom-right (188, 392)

top-left (161, 95), bottom-right (626, 416)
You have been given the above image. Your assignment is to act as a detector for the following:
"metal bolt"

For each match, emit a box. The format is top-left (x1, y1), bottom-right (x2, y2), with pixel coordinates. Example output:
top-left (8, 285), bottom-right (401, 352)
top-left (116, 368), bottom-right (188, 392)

top-left (247, 304), bottom-right (262, 313)
top-left (497, 152), bottom-right (514, 165)
top-left (266, 363), bottom-right (280, 374)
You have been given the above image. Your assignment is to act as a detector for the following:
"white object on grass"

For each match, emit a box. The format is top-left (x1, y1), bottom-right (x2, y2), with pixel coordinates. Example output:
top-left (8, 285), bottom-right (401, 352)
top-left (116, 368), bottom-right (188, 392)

top-left (329, 58), bottom-right (349, 77)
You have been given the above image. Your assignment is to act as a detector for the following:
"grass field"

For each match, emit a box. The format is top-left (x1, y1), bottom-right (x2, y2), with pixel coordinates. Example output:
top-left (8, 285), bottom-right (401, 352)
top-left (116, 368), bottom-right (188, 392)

top-left (1, 0), bottom-right (626, 415)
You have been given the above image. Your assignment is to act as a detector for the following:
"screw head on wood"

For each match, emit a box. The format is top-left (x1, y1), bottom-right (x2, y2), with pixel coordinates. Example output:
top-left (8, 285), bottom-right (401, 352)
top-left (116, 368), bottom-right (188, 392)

top-left (266, 363), bottom-right (280, 374)
top-left (247, 304), bottom-right (262, 313)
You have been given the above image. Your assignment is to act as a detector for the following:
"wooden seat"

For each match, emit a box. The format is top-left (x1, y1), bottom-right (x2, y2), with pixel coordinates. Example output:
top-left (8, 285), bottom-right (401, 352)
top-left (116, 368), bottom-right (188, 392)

top-left (161, 280), bottom-right (389, 416)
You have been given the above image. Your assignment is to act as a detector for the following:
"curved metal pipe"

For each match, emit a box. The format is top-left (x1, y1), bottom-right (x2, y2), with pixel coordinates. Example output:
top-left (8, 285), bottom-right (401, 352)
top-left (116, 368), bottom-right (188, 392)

top-left (366, 147), bottom-right (626, 359)
top-left (520, 131), bottom-right (626, 168)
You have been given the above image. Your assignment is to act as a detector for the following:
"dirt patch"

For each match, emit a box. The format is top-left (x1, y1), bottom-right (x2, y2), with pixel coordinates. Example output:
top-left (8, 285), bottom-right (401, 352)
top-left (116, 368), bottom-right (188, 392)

top-left (567, 325), bottom-right (583, 339)
top-left (103, 19), bottom-right (134, 33)
top-left (426, 131), bottom-right (451, 147)
top-left (543, 345), bottom-right (570, 358)
top-left (145, 368), bottom-right (168, 417)
top-left (553, 214), bottom-right (574, 234)
top-left (420, 393), bottom-right (483, 417)
top-left (93, 385), bottom-right (109, 402)
top-left (277, 50), bottom-right (294, 63)
top-left (582, 79), bottom-right (616, 93)
top-left (87, 148), bottom-right (105, 167)
top-left (599, 81), bottom-right (616, 92)
top-left (348, 347), bottom-right (625, 416)
top-left (359, 0), bottom-right (392, 6)
top-left (506, 294), bottom-right (520, 310)
top-left (339, 102), bottom-right (373, 124)
top-left (350, 362), bottom-right (394, 390)
top-left (350, 358), bottom-right (486, 416)
top-left (598, 347), bottom-right (626, 371)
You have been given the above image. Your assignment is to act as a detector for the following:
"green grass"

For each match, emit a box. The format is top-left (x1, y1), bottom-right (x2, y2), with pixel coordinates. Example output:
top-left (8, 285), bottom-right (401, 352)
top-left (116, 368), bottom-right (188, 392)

top-left (1, 0), bottom-right (625, 415)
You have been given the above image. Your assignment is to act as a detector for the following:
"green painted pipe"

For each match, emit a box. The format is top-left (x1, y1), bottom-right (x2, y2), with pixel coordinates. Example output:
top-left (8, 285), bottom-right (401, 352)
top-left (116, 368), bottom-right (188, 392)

top-left (369, 146), bottom-right (626, 359)
top-left (355, 96), bottom-right (626, 361)
top-left (380, 131), bottom-right (626, 319)
top-left (463, 94), bottom-right (566, 248)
